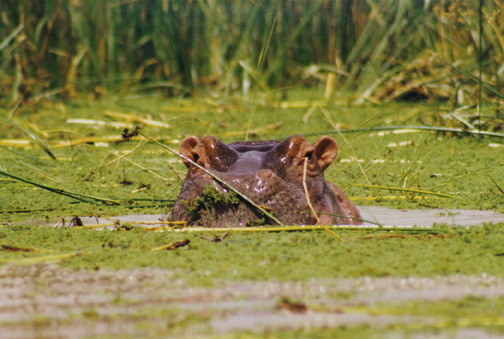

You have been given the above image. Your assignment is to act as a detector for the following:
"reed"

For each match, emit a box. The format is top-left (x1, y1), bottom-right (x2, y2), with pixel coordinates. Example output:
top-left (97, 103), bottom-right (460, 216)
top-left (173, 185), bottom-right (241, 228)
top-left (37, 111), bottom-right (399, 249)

top-left (1, 0), bottom-right (502, 106)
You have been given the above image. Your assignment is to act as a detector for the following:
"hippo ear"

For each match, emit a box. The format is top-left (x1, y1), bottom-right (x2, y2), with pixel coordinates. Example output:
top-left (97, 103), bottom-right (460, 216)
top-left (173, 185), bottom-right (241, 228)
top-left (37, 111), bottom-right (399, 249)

top-left (269, 135), bottom-right (307, 164)
top-left (180, 136), bottom-right (237, 171)
top-left (200, 136), bottom-right (238, 171)
top-left (313, 136), bottom-right (338, 171)
top-left (179, 136), bottom-right (200, 168)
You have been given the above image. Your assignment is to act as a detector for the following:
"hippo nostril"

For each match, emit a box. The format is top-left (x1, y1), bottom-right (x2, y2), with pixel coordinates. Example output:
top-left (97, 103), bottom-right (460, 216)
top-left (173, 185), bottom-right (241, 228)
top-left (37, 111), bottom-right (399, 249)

top-left (191, 152), bottom-right (199, 164)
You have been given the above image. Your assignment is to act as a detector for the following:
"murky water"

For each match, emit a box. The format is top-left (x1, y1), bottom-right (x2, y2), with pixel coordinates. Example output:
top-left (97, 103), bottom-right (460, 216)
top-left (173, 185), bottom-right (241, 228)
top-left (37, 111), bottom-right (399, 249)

top-left (1, 265), bottom-right (503, 337)
top-left (359, 206), bottom-right (504, 227)
top-left (66, 207), bottom-right (504, 229)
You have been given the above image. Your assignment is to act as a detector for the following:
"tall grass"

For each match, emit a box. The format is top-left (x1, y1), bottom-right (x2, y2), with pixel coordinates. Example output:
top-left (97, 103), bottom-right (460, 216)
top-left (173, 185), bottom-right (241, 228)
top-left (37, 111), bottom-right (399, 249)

top-left (0, 0), bottom-right (503, 106)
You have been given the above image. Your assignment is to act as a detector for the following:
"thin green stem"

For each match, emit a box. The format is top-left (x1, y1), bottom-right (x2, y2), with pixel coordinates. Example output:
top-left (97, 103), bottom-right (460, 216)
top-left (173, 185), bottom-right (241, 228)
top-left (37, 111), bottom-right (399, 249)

top-left (351, 183), bottom-right (453, 199)
top-left (0, 170), bottom-right (120, 205)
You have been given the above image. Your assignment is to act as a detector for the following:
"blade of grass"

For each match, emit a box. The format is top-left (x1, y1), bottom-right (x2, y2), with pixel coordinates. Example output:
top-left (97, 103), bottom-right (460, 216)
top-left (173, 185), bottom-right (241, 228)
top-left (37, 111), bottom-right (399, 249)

top-left (243, 15), bottom-right (278, 140)
top-left (487, 173), bottom-right (504, 194)
top-left (0, 24), bottom-right (24, 52)
top-left (351, 183), bottom-right (453, 199)
top-left (0, 145), bottom-right (56, 167)
top-left (0, 170), bottom-right (121, 205)
top-left (11, 117), bottom-right (57, 160)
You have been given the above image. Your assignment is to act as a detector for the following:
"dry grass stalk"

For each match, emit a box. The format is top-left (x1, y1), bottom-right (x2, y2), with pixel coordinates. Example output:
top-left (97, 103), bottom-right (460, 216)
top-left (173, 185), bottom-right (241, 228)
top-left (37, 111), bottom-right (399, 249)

top-left (50, 135), bottom-right (141, 149)
top-left (67, 118), bottom-right (131, 129)
top-left (0, 139), bottom-right (32, 147)
top-left (277, 101), bottom-right (324, 109)
top-left (351, 195), bottom-right (448, 201)
top-left (302, 157), bottom-right (341, 239)
top-left (150, 239), bottom-right (190, 251)
top-left (82, 220), bottom-right (187, 230)
top-left (105, 111), bottom-right (170, 129)
top-left (302, 157), bottom-right (321, 224)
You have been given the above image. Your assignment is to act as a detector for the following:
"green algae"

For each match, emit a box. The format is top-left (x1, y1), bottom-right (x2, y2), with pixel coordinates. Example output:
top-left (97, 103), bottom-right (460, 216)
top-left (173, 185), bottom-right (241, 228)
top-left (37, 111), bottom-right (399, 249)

top-left (258, 321), bottom-right (503, 339)
top-left (377, 295), bottom-right (504, 324)
top-left (1, 223), bottom-right (504, 284)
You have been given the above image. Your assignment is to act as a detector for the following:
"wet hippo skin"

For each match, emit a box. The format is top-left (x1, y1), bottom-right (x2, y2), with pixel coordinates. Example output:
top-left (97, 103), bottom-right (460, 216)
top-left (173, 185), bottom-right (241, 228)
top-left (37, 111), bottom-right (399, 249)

top-left (170, 135), bottom-right (362, 227)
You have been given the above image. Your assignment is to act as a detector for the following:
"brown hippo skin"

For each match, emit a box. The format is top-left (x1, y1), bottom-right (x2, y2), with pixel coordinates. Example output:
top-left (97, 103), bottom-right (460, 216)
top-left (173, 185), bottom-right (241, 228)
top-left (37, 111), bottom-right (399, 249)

top-left (170, 135), bottom-right (362, 227)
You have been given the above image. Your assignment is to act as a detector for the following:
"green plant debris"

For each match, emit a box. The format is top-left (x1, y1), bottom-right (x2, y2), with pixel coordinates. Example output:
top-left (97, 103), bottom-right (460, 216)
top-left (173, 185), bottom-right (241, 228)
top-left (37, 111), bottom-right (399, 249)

top-left (185, 185), bottom-right (242, 222)
top-left (1, 223), bottom-right (504, 283)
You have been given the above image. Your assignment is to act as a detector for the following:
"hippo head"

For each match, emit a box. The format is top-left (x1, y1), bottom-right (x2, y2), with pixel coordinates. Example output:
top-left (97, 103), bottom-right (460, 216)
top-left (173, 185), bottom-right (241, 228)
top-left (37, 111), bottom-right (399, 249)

top-left (170, 135), bottom-right (361, 227)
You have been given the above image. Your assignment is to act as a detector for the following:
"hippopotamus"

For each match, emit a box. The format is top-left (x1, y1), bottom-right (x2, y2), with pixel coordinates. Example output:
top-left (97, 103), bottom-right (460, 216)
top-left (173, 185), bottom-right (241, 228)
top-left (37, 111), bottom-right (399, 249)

top-left (170, 135), bottom-right (362, 227)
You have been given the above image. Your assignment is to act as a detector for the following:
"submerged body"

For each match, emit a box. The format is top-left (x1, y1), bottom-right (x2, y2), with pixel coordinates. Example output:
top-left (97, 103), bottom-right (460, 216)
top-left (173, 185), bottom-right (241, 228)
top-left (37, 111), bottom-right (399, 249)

top-left (171, 135), bottom-right (361, 227)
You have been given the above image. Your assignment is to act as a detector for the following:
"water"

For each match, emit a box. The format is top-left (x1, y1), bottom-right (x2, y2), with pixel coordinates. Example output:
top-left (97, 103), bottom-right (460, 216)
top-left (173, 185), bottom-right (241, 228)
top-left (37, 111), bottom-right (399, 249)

top-left (68, 207), bottom-right (504, 229)
top-left (359, 206), bottom-right (504, 227)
